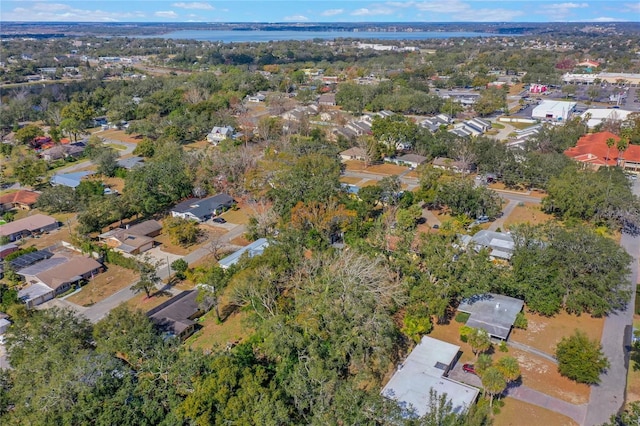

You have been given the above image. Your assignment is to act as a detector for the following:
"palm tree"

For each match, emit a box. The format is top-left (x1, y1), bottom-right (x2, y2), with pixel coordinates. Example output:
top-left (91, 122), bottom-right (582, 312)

top-left (616, 137), bottom-right (629, 167)
top-left (605, 137), bottom-right (616, 164)
top-left (496, 356), bottom-right (521, 384)
top-left (467, 328), bottom-right (492, 360)
top-left (482, 366), bottom-right (507, 408)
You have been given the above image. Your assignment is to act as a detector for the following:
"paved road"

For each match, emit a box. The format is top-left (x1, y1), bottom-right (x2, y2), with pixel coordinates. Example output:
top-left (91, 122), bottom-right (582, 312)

top-left (506, 384), bottom-right (588, 424)
top-left (65, 224), bottom-right (248, 324)
top-left (585, 179), bottom-right (640, 426)
top-left (487, 199), bottom-right (518, 232)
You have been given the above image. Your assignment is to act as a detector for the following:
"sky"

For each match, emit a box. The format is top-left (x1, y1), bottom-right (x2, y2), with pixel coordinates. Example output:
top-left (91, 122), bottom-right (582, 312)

top-left (1, 1), bottom-right (638, 23)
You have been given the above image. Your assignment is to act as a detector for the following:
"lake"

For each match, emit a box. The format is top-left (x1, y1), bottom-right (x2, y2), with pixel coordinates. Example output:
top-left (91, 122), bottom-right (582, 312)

top-left (139, 30), bottom-right (498, 43)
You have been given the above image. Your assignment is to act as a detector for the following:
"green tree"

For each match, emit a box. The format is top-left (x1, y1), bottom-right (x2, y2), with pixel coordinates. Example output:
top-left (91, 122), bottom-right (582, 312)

top-left (12, 155), bottom-right (48, 187)
top-left (496, 356), bottom-right (521, 384)
top-left (35, 185), bottom-right (78, 213)
top-left (556, 330), bottom-right (609, 384)
top-left (164, 216), bottom-right (199, 247)
top-left (61, 100), bottom-right (95, 141)
top-left (481, 366), bottom-right (507, 407)
top-left (14, 124), bottom-right (43, 145)
top-left (171, 258), bottom-right (189, 280)
top-left (467, 327), bottom-right (492, 360)
top-left (132, 255), bottom-right (163, 298)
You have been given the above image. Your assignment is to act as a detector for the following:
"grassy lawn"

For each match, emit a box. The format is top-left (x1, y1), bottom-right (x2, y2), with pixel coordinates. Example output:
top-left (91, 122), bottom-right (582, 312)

top-left (187, 310), bottom-right (252, 352)
top-left (183, 140), bottom-right (210, 151)
top-left (66, 265), bottom-right (138, 306)
top-left (510, 310), bottom-right (605, 355)
top-left (507, 121), bottom-right (537, 130)
top-left (359, 179), bottom-right (379, 187)
top-left (503, 202), bottom-right (554, 229)
top-left (508, 84), bottom-right (525, 96)
top-left (492, 122), bottom-right (505, 129)
top-left (106, 143), bottom-right (127, 151)
top-left (405, 170), bottom-right (419, 179)
top-left (494, 398), bottom-right (578, 426)
top-left (220, 208), bottom-right (250, 225)
top-left (154, 225), bottom-right (225, 256)
top-left (366, 163), bottom-right (409, 175)
top-left (340, 176), bottom-right (363, 185)
top-left (344, 160), bottom-right (367, 171)
top-left (125, 291), bottom-right (174, 312)
top-left (97, 129), bottom-right (142, 143)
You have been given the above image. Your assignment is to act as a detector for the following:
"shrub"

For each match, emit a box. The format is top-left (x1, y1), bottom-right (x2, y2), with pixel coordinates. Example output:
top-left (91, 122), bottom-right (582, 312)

top-left (499, 341), bottom-right (509, 352)
top-left (455, 311), bottom-right (470, 323)
top-left (514, 312), bottom-right (528, 330)
top-left (556, 330), bottom-right (609, 384)
top-left (459, 325), bottom-right (473, 343)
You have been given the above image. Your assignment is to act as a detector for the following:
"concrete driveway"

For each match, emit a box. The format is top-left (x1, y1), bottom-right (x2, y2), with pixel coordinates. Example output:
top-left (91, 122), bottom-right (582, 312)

top-left (141, 246), bottom-right (182, 273)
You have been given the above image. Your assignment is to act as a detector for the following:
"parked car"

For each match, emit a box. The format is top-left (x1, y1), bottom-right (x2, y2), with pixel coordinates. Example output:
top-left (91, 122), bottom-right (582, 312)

top-left (432, 224), bottom-right (440, 229)
top-left (212, 217), bottom-right (226, 224)
top-left (463, 364), bottom-right (476, 374)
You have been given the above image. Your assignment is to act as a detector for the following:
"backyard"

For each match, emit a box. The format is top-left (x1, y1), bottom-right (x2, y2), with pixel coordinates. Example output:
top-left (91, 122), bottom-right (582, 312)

top-left (494, 398), bottom-right (577, 426)
top-left (66, 264), bottom-right (138, 307)
top-left (503, 202), bottom-right (554, 228)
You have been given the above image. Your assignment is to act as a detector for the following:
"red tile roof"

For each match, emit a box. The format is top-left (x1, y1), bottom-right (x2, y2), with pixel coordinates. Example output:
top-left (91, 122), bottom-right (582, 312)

top-left (564, 131), bottom-right (640, 166)
top-left (0, 190), bottom-right (40, 207)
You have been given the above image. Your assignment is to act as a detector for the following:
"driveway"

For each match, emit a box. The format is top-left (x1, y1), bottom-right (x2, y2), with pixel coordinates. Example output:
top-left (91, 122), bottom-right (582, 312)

top-left (585, 179), bottom-right (640, 425)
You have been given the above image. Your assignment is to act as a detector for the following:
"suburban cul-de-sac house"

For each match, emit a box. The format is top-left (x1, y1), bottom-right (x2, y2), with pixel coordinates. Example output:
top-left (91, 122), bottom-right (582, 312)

top-left (457, 293), bottom-right (525, 340)
top-left (171, 194), bottom-right (234, 222)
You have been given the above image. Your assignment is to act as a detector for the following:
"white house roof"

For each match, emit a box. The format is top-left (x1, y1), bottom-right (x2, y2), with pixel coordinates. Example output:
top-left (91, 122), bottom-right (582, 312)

top-left (218, 238), bottom-right (269, 269)
top-left (18, 282), bottom-right (54, 303)
top-left (381, 336), bottom-right (479, 417)
top-left (532, 100), bottom-right (576, 120)
top-left (580, 108), bottom-right (634, 129)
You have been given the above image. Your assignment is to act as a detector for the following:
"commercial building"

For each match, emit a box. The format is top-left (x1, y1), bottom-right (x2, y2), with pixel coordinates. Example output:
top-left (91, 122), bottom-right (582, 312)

top-left (532, 100), bottom-right (576, 122)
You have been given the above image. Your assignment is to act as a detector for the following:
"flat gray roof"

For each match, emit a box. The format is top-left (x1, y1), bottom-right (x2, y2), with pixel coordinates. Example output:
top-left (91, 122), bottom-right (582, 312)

top-left (381, 336), bottom-right (479, 417)
top-left (458, 293), bottom-right (524, 340)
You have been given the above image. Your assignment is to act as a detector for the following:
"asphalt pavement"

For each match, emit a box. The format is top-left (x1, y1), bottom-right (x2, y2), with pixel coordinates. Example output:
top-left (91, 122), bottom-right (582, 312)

top-left (584, 179), bottom-right (640, 425)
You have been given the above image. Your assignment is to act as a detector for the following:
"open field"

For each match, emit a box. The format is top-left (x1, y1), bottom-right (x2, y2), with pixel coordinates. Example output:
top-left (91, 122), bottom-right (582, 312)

top-left (96, 129), bottom-right (142, 143)
top-left (344, 160), bottom-right (368, 171)
top-left (503, 202), bottom-right (554, 228)
top-left (494, 398), bottom-right (578, 426)
top-left (510, 310), bottom-right (605, 355)
top-left (508, 84), bottom-right (525, 96)
top-left (183, 140), bottom-right (210, 151)
top-left (66, 264), bottom-right (138, 307)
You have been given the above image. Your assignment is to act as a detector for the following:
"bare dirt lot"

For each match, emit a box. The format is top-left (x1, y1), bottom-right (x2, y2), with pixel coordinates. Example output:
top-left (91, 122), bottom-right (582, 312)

top-left (503, 202), bottom-right (554, 228)
top-left (66, 264), bottom-right (138, 307)
top-left (366, 163), bottom-right (409, 175)
top-left (510, 310), bottom-right (605, 355)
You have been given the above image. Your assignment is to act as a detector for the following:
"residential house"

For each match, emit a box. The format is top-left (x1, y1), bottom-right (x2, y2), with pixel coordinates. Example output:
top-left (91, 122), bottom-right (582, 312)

top-left (147, 290), bottom-right (204, 340)
top-left (420, 114), bottom-right (452, 132)
top-left (457, 293), bottom-right (524, 340)
top-left (50, 171), bottom-right (94, 188)
top-left (41, 142), bottom-right (86, 161)
top-left (461, 230), bottom-right (515, 260)
top-left (9, 250), bottom-right (54, 271)
top-left (564, 131), bottom-right (640, 172)
top-left (388, 154), bottom-right (428, 169)
top-left (381, 336), bottom-right (479, 418)
top-left (18, 256), bottom-right (103, 308)
top-left (171, 194), bottom-right (234, 222)
top-left (339, 147), bottom-right (367, 162)
top-left (246, 93), bottom-right (266, 103)
top-left (116, 156), bottom-right (144, 170)
top-left (0, 214), bottom-right (59, 242)
top-left (318, 93), bottom-right (336, 106)
top-left (0, 243), bottom-right (19, 259)
top-left (0, 190), bottom-right (40, 212)
top-left (206, 126), bottom-right (234, 145)
top-left (218, 238), bottom-right (269, 269)
top-left (432, 157), bottom-right (476, 174)
top-left (99, 219), bottom-right (162, 255)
